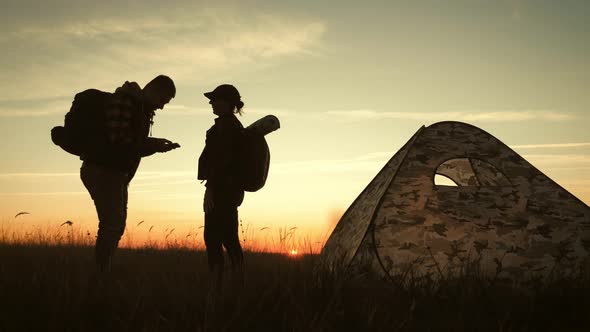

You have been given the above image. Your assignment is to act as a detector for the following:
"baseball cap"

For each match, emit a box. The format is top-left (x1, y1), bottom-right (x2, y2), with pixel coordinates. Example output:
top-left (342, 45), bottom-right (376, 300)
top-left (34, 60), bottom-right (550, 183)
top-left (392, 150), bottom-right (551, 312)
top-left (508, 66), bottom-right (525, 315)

top-left (204, 84), bottom-right (241, 103)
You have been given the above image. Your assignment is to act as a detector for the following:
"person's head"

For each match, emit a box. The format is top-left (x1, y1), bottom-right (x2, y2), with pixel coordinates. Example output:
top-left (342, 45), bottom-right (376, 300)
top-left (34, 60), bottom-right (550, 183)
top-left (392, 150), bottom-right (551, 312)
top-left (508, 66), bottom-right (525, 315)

top-left (204, 84), bottom-right (244, 117)
top-left (143, 75), bottom-right (176, 111)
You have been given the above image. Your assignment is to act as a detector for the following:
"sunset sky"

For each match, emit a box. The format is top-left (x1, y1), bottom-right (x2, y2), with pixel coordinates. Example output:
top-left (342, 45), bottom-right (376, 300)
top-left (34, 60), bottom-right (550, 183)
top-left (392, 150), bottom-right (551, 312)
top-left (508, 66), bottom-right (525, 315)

top-left (1, 0), bottom-right (588, 247)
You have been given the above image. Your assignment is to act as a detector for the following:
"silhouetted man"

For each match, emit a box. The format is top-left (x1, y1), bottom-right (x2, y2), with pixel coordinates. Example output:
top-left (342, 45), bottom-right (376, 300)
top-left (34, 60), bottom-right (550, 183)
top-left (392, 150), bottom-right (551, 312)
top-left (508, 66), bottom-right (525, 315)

top-left (80, 75), bottom-right (180, 272)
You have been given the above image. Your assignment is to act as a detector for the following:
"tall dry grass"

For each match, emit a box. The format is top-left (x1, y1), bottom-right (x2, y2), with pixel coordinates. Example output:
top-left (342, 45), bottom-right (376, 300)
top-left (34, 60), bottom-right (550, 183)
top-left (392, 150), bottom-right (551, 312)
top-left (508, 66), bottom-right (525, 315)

top-left (0, 218), bottom-right (325, 255)
top-left (2, 218), bottom-right (590, 330)
top-left (1, 244), bottom-right (589, 331)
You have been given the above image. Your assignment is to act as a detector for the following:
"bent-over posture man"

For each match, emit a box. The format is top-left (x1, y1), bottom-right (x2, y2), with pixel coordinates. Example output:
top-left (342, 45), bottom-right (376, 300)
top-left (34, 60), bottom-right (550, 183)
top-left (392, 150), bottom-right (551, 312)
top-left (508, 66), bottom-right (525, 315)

top-left (80, 75), bottom-right (180, 271)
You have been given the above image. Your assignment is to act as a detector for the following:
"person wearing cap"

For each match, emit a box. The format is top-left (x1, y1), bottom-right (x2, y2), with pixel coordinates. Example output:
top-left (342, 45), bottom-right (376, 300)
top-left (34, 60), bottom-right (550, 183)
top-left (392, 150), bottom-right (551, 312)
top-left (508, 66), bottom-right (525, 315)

top-left (198, 84), bottom-right (246, 287)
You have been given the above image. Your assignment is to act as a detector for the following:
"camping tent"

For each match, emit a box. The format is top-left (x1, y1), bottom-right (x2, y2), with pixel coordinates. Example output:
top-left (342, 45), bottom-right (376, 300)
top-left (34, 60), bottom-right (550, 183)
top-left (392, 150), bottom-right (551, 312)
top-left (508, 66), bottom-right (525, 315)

top-left (320, 121), bottom-right (590, 280)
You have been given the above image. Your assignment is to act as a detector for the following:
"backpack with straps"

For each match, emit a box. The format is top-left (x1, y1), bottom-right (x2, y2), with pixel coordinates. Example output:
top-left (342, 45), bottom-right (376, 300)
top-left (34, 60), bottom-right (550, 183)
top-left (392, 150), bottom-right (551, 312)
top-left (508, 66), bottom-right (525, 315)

top-left (239, 115), bottom-right (280, 192)
top-left (51, 89), bottom-right (109, 157)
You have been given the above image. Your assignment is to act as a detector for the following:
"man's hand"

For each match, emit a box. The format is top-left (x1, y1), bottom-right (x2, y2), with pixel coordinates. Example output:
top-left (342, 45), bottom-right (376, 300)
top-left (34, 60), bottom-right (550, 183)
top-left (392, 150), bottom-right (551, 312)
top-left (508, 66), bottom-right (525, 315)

top-left (153, 138), bottom-right (181, 153)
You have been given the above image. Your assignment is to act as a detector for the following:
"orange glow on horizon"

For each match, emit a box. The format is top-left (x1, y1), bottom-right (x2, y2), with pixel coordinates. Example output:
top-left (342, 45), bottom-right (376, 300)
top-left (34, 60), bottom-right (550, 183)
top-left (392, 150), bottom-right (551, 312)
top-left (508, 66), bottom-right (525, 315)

top-left (0, 217), bottom-right (329, 254)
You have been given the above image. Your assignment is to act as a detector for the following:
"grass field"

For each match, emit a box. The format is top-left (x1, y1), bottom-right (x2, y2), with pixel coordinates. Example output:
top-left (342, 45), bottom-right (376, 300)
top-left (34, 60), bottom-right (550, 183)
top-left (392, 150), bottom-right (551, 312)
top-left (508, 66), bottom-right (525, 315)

top-left (1, 244), bottom-right (590, 332)
top-left (0, 217), bottom-right (325, 255)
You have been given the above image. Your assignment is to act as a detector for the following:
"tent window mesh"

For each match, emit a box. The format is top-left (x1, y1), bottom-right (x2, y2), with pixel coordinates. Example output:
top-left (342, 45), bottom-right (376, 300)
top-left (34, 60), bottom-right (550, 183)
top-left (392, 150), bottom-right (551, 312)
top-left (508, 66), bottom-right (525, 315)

top-left (435, 158), bottom-right (510, 187)
top-left (434, 174), bottom-right (459, 186)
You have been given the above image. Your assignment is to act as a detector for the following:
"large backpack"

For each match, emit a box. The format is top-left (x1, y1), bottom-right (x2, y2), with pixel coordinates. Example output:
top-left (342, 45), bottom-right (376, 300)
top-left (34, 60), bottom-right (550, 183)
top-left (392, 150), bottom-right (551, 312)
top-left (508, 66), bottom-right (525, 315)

top-left (51, 89), bottom-right (109, 156)
top-left (238, 115), bottom-right (280, 192)
top-left (238, 131), bottom-right (271, 192)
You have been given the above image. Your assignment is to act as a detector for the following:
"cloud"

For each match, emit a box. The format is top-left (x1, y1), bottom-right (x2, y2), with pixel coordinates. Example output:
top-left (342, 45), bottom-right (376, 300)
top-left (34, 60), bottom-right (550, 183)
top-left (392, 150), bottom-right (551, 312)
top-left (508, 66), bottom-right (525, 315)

top-left (160, 105), bottom-right (209, 115)
top-left (132, 171), bottom-right (195, 181)
top-left (0, 99), bottom-right (71, 117)
top-left (522, 154), bottom-right (590, 162)
top-left (240, 108), bottom-right (293, 118)
top-left (271, 152), bottom-right (590, 175)
top-left (163, 105), bottom-right (292, 118)
top-left (0, 171), bottom-right (193, 180)
top-left (323, 110), bottom-right (576, 122)
top-left (561, 179), bottom-right (590, 186)
top-left (0, 191), bottom-right (86, 196)
top-left (511, 142), bottom-right (590, 149)
top-left (132, 179), bottom-right (197, 188)
top-left (163, 107), bottom-right (577, 123)
top-left (273, 159), bottom-right (385, 174)
top-left (0, 172), bottom-right (78, 179)
top-left (352, 151), bottom-right (393, 161)
top-left (1, 6), bottom-right (325, 106)
top-left (522, 154), bottom-right (590, 168)
top-left (2, 152), bottom-right (587, 182)
top-left (0, 190), bottom-right (152, 196)
top-left (272, 152), bottom-right (393, 174)
top-left (461, 111), bottom-right (573, 122)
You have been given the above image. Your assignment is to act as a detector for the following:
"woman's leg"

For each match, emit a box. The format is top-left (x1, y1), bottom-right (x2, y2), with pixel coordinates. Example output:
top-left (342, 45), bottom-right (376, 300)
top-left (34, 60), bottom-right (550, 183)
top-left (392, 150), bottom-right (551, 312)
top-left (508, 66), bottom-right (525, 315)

top-left (221, 207), bottom-right (244, 275)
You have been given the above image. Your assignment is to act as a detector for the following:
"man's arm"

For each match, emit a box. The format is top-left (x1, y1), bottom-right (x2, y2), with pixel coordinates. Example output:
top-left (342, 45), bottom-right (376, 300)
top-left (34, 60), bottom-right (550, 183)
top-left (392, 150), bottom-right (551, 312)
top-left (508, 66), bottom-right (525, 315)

top-left (139, 137), bottom-right (180, 157)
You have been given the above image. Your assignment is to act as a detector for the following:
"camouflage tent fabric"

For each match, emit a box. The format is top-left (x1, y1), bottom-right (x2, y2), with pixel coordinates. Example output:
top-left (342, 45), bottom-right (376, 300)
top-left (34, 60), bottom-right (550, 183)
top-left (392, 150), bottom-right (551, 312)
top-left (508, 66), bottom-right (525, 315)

top-left (320, 121), bottom-right (590, 281)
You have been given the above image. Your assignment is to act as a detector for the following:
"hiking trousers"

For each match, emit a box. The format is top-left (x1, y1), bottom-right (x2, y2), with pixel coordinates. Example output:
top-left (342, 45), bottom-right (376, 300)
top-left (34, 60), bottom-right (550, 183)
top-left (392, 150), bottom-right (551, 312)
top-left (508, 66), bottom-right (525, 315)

top-left (204, 187), bottom-right (244, 275)
top-left (81, 161), bottom-right (129, 271)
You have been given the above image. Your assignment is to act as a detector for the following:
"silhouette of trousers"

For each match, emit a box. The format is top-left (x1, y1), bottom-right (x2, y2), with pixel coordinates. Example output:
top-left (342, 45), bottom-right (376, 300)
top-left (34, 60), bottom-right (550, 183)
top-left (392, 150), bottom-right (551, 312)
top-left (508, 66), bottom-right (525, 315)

top-left (204, 189), bottom-right (244, 275)
top-left (81, 161), bottom-right (129, 271)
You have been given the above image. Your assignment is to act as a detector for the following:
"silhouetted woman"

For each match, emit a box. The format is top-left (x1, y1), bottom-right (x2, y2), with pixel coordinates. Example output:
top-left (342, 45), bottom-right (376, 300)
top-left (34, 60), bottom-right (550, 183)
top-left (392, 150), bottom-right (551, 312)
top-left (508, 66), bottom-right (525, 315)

top-left (198, 84), bottom-right (245, 288)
